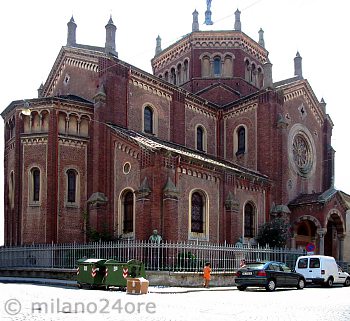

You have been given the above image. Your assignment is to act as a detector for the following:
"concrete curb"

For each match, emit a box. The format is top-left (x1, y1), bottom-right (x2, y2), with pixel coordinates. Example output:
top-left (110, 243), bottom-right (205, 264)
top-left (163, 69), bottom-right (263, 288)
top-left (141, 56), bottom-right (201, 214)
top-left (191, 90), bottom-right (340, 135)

top-left (0, 277), bottom-right (237, 293)
top-left (0, 277), bottom-right (78, 288)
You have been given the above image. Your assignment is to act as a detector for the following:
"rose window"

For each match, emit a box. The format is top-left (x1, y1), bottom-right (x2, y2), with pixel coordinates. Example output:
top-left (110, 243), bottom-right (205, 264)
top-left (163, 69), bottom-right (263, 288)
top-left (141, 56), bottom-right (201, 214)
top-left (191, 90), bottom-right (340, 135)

top-left (292, 134), bottom-right (312, 175)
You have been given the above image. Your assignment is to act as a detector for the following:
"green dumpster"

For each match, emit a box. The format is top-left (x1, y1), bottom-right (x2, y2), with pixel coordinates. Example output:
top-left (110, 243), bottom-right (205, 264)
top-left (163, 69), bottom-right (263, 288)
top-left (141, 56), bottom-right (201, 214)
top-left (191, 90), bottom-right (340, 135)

top-left (76, 258), bottom-right (107, 289)
top-left (103, 259), bottom-right (146, 290)
top-left (127, 259), bottom-right (146, 278)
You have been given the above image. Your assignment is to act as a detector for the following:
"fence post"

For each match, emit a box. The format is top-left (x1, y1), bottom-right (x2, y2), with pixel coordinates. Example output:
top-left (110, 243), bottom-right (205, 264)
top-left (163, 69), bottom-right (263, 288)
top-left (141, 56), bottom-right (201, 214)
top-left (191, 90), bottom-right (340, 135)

top-left (51, 241), bottom-right (54, 268)
top-left (73, 241), bottom-right (76, 268)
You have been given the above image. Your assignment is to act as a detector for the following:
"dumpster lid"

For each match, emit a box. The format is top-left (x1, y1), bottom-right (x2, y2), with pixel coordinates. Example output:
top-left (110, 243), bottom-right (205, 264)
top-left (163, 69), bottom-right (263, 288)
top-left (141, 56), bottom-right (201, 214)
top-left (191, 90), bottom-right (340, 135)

top-left (105, 259), bottom-right (124, 264)
top-left (127, 259), bottom-right (143, 265)
top-left (81, 258), bottom-right (106, 263)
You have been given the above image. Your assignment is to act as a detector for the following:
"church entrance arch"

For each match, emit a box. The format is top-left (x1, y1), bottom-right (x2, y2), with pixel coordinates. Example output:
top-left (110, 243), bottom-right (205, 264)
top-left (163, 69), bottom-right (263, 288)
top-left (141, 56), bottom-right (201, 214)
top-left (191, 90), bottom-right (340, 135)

top-left (324, 210), bottom-right (345, 259)
top-left (293, 215), bottom-right (321, 251)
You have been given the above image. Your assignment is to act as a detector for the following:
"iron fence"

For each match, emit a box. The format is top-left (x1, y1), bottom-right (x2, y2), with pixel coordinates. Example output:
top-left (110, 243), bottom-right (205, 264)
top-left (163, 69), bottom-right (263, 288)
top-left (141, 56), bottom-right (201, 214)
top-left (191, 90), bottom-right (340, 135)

top-left (0, 240), bottom-right (305, 272)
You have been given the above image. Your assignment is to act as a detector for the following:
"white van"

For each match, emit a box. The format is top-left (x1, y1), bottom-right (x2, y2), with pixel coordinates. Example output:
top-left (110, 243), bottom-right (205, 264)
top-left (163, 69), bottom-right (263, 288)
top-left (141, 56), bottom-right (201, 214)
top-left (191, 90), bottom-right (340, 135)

top-left (295, 255), bottom-right (350, 287)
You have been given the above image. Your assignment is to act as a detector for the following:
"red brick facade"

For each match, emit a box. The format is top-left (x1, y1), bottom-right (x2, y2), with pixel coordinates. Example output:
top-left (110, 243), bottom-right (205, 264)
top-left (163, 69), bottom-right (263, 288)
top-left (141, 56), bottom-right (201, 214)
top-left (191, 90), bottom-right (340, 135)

top-left (2, 14), bottom-right (348, 260)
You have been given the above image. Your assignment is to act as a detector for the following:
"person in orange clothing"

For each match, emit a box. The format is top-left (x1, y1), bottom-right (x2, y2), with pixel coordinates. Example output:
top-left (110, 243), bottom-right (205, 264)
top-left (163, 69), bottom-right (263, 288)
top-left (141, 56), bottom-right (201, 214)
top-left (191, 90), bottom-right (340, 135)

top-left (203, 262), bottom-right (211, 288)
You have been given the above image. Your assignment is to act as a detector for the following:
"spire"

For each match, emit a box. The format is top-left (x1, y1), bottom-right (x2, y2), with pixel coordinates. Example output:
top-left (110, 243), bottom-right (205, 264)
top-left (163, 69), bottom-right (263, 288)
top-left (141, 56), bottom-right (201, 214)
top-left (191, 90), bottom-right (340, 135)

top-left (105, 15), bottom-right (118, 56)
top-left (192, 9), bottom-right (199, 31)
top-left (135, 177), bottom-right (152, 200)
top-left (320, 98), bottom-right (327, 113)
top-left (37, 83), bottom-right (44, 98)
top-left (204, 0), bottom-right (213, 25)
top-left (294, 51), bottom-right (303, 78)
top-left (258, 28), bottom-right (265, 48)
top-left (67, 15), bottom-right (77, 46)
top-left (234, 9), bottom-right (241, 31)
top-left (163, 177), bottom-right (179, 199)
top-left (155, 35), bottom-right (162, 56)
top-left (263, 58), bottom-right (273, 89)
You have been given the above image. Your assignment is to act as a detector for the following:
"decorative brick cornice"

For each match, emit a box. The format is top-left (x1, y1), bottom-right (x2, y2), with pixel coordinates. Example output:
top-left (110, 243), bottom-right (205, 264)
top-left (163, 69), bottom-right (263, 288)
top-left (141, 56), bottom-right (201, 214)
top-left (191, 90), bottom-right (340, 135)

top-left (130, 78), bottom-right (172, 101)
top-left (44, 48), bottom-right (100, 97)
top-left (152, 31), bottom-right (268, 72)
top-left (185, 102), bottom-right (216, 119)
top-left (283, 82), bottom-right (324, 126)
top-left (178, 166), bottom-right (220, 183)
top-left (152, 37), bottom-right (191, 71)
top-left (21, 136), bottom-right (48, 145)
top-left (223, 102), bottom-right (258, 119)
top-left (115, 141), bottom-right (140, 160)
top-left (58, 136), bottom-right (88, 147)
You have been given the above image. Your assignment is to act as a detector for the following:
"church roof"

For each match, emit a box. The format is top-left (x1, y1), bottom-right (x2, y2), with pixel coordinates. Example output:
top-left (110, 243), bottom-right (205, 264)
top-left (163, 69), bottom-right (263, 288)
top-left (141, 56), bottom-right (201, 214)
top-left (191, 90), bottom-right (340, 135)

top-left (289, 188), bottom-right (338, 206)
top-left (274, 76), bottom-right (302, 88)
top-left (1, 94), bottom-right (93, 119)
top-left (108, 123), bottom-right (269, 182)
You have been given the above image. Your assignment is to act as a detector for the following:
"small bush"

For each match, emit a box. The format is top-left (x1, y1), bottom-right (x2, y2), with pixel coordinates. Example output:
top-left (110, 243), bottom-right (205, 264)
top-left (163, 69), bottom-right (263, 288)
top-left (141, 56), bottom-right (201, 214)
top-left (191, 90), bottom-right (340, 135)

top-left (256, 218), bottom-right (291, 248)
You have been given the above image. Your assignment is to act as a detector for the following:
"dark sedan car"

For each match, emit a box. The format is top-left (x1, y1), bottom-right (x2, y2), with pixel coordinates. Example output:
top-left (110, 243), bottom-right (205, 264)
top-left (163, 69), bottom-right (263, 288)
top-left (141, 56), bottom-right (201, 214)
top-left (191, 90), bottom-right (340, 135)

top-left (235, 261), bottom-right (306, 291)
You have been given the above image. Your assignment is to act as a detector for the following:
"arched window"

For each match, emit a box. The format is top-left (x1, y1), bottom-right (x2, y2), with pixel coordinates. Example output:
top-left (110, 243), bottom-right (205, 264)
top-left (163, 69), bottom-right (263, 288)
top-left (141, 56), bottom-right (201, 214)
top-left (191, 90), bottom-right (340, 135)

top-left (32, 113), bottom-right (41, 133)
top-left (9, 171), bottom-right (15, 210)
top-left (31, 168), bottom-right (40, 202)
top-left (236, 126), bottom-right (246, 156)
top-left (177, 64), bottom-right (182, 84)
top-left (201, 56), bottom-right (210, 77)
top-left (197, 126), bottom-right (204, 151)
top-left (251, 63), bottom-right (256, 84)
top-left (191, 192), bottom-right (204, 233)
top-left (144, 106), bottom-right (153, 134)
top-left (257, 67), bottom-right (263, 88)
top-left (123, 191), bottom-right (134, 233)
top-left (171, 68), bottom-right (176, 85)
top-left (245, 60), bottom-right (250, 81)
top-left (223, 56), bottom-right (233, 77)
top-left (244, 203), bottom-right (255, 238)
top-left (213, 56), bottom-right (221, 76)
top-left (67, 169), bottom-right (77, 203)
top-left (183, 60), bottom-right (189, 82)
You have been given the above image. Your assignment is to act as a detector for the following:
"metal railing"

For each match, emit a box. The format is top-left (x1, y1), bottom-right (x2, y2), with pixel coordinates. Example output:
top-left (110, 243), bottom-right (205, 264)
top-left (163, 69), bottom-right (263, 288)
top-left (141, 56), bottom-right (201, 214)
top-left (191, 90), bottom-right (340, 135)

top-left (0, 240), bottom-right (305, 272)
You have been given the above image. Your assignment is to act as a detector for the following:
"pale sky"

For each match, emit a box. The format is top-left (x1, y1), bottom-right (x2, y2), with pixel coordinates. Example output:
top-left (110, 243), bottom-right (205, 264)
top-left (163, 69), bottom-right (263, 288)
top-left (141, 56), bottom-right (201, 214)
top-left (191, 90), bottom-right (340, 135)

top-left (0, 0), bottom-right (349, 245)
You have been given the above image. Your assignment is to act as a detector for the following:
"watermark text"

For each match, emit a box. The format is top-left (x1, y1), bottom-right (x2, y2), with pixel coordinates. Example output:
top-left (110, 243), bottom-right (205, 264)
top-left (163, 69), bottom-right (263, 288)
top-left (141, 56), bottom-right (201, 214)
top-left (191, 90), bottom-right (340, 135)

top-left (5, 298), bottom-right (156, 315)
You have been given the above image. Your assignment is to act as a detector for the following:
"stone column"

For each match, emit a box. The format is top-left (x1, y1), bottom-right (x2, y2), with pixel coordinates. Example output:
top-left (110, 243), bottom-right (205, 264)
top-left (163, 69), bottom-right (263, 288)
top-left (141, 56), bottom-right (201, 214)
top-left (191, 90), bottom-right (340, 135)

top-left (317, 228), bottom-right (327, 255)
top-left (291, 233), bottom-right (296, 249)
top-left (338, 234), bottom-right (345, 262)
top-left (162, 176), bottom-right (179, 241)
top-left (225, 192), bottom-right (239, 244)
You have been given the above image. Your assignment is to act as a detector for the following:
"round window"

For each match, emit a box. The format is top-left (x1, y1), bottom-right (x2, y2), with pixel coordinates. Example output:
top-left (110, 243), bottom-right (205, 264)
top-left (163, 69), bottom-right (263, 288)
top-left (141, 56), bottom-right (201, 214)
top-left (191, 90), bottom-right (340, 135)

top-left (292, 133), bottom-right (313, 175)
top-left (123, 162), bottom-right (131, 174)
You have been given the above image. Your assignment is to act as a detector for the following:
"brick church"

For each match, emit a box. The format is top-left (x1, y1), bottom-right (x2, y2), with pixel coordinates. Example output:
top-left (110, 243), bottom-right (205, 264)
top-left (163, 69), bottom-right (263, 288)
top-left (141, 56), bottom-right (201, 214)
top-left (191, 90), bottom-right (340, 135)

top-left (2, 7), bottom-right (349, 260)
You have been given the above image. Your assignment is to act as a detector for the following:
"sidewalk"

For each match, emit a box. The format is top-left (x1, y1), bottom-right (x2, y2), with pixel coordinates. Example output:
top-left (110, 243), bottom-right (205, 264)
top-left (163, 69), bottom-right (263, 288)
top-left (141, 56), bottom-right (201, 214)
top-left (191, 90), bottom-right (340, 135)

top-left (0, 276), bottom-right (236, 293)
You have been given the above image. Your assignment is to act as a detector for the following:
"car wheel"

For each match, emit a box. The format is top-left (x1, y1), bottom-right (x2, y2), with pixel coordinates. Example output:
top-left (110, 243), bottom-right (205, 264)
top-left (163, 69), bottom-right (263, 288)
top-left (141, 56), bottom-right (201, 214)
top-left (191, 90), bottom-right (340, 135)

top-left (265, 279), bottom-right (276, 292)
top-left (325, 278), bottom-right (333, 288)
top-left (297, 278), bottom-right (305, 290)
top-left (237, 285), bottom-right (246, 291)
top-left (344, 278), bottom-right (350, 287)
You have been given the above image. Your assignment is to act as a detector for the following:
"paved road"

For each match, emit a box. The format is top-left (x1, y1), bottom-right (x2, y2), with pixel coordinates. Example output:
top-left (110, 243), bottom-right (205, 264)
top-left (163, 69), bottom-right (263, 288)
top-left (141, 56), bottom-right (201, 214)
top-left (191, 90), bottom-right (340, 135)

top-left (1, 282), bottom-right (349, 321)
